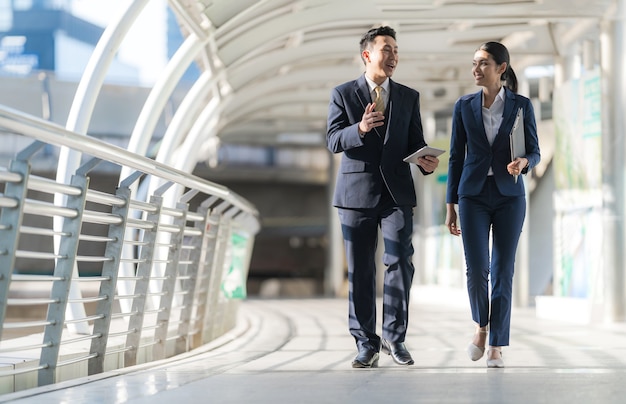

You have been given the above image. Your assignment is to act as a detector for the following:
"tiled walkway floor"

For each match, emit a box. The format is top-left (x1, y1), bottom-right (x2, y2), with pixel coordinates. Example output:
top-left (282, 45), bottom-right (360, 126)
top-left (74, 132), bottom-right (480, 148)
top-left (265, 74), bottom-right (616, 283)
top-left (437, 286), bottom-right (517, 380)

top-left (3, 292), bottom-right (626, 403)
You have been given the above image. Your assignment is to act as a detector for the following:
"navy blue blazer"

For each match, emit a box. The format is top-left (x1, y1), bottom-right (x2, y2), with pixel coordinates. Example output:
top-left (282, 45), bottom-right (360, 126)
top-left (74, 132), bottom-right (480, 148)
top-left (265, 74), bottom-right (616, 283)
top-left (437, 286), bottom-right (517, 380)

top-left (446, 87), bottom-right (541, 204)
top-left (327, 74), bottom-right (429, 209)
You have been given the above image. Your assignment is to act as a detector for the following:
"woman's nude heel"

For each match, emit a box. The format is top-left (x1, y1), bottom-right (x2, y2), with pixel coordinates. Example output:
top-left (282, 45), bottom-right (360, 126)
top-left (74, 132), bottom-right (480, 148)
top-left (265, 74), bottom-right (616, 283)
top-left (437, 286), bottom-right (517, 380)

top-left (467, 327), bottom-right (487, 361)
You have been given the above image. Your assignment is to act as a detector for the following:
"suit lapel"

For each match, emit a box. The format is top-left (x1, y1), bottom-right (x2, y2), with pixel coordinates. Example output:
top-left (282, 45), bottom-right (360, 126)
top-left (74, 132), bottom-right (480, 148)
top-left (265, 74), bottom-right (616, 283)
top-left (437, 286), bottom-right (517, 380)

top-left (354, 75), bottom-right (370, 111)
top-left (490, 88), bottom-right (518, 151)
top-left (498, 88), bottom-right (517, 137)
top-left (471, 91), bottom-right (489, 144)
top-left (353, 75), bottom-right (384, 145)
top-left (472, 88), bottom-right (519, 147)
top-left (382, 80), bottom-right (400, 143)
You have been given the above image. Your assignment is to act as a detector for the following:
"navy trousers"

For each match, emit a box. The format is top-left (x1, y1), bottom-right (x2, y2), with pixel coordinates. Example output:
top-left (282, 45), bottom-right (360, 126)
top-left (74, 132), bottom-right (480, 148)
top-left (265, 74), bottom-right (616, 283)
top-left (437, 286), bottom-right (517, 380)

top-left (458, 177), bottom-right (525, 346)
top-left (338, 192), bottom-right (415, 352)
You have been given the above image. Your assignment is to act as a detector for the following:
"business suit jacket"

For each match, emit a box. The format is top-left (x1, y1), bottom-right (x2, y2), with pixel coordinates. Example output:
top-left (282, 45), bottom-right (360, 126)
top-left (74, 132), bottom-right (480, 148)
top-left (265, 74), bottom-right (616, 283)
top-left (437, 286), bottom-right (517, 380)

top-left (446, 87), bottom-right (540, 204)
top-left (327, 74), bottom-right (429, 209)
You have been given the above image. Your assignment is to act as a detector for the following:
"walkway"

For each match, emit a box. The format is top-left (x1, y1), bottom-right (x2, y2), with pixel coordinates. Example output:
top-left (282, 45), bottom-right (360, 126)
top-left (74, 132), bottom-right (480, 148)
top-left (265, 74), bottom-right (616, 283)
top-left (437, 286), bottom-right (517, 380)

top-left (3, 291), bottom-right (626, 403)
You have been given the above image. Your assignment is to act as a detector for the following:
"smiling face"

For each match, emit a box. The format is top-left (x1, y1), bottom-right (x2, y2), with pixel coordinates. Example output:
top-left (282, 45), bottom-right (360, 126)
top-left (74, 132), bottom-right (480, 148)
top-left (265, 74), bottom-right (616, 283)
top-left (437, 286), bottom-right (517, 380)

top-left (472, 49), bottom-right (506, 89)
top-left (362, 35), bottom-right (398, 84)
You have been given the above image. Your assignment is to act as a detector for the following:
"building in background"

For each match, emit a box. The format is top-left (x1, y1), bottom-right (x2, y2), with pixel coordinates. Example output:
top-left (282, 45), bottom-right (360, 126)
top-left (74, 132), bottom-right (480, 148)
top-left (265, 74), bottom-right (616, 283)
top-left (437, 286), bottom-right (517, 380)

top-left (0, 0), bottom-right (330, 294)
top-left (0, 0), bottom-right (199, 85)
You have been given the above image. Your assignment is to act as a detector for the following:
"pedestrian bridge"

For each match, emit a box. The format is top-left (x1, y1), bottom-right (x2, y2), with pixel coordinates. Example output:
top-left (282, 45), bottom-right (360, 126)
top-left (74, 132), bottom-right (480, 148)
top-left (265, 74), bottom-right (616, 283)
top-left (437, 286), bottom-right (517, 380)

top-left (1, 0), bottom-right (626, 401)
top-left (0, 105), bottom-right (259, 392)
top-left (3, 295), bottom-right (626, 403)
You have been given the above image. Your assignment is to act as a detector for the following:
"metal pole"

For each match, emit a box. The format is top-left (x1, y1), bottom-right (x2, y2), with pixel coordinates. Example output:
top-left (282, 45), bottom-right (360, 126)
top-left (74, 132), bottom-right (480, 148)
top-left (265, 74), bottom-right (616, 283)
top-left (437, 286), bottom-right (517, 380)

top-left (325, 153), bottom-right (345, 296)
top-left (600, 0), bottom-right (626, 322)
top-left (54, 0), bottom-right (150, 332)
top-left (123, 32), bottom-right (207, 164)
top-left (155, 71), bottom-right (213, 166)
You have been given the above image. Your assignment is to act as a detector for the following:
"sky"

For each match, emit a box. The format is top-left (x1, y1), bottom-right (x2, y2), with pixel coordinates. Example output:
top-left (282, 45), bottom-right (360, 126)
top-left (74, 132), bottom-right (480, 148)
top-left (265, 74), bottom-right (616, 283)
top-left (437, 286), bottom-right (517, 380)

top-left (67, 0), bottom-right (169, 85)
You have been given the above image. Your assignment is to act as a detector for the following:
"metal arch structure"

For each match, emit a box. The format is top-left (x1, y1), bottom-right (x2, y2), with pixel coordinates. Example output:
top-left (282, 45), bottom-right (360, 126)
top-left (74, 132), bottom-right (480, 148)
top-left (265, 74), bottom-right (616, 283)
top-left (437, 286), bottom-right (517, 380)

top-left (166, 0), bottom-right (615, 152)
top-left (160, 0), bottom-right (625, 313)
top-left (38, 0), bottom-right (617, 326)
top-left (0, 0), bottom-right (624, 391)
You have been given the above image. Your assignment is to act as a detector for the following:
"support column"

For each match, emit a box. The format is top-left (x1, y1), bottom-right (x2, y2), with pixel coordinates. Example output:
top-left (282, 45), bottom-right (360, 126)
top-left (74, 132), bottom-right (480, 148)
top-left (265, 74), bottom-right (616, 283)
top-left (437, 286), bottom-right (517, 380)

top-left (513, 76), bottom-right (532, 308)
top-left (325, 152), bottom-right (345, 296)
top-left (600, 0), bottom-right (626, 322)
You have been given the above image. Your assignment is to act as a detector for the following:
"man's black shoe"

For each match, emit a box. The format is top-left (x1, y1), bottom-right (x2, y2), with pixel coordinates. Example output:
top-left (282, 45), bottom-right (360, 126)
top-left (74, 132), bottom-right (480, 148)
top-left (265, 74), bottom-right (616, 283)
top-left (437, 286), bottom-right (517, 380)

top-left (381, 339), bottom-right (414, 365)
top-left (351, 349), bottom-right (379, 368)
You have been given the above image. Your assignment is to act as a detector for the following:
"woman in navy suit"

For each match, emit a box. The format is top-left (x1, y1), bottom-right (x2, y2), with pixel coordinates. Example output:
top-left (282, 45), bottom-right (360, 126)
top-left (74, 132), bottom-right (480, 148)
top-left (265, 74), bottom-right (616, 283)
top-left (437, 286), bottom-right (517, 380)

top-left (445, 42), bottom-right (540, 368)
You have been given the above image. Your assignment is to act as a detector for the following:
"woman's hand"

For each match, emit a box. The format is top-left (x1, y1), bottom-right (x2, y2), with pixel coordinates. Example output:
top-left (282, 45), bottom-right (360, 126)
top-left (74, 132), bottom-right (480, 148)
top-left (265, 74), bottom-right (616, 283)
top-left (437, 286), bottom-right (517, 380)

top-left (507, 157), bottom-right (528, 177)
top-left (445, 203), bottom-right (461, 236)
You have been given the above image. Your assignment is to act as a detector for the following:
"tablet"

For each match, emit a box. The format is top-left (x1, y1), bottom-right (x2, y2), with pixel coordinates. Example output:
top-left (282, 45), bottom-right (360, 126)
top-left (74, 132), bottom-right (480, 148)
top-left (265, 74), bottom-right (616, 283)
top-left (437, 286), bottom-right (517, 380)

top-left (402, 146), bottom-right (446, 164)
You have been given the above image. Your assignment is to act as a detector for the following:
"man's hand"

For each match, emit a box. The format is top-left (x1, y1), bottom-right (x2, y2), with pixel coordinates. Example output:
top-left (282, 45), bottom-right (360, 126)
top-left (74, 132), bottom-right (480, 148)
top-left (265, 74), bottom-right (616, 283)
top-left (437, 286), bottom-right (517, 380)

top-left (358, 102), bottom-right (385, 135)
top-left (417, 155), bottom-right (439, 173)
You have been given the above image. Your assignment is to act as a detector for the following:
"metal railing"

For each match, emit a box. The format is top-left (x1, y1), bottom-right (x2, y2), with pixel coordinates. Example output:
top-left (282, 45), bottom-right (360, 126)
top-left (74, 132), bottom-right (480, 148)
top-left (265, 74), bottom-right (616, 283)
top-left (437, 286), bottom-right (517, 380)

top-left (0, 105), bottom-right (259, 393)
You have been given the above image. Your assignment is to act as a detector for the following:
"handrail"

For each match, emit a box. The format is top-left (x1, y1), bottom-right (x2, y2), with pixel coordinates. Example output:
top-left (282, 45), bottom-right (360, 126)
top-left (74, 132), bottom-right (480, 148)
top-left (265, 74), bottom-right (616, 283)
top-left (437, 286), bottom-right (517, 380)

top-left (0, 103), bottom-right (259, 393)
top-left (0, 105), bottom-right (259, 225)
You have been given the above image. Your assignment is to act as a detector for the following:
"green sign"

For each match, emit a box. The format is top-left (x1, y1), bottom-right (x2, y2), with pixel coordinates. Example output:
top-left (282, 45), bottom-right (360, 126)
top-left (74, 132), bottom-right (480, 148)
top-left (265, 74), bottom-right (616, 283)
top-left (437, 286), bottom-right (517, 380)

top-left (221, 232), bottom-right (248, 299)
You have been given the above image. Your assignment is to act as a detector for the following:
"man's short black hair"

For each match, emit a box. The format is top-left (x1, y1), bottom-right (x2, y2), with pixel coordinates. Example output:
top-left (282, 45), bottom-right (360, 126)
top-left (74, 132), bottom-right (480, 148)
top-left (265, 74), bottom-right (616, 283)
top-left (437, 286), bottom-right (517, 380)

top-left (360, 26), bottom-right (396, 54)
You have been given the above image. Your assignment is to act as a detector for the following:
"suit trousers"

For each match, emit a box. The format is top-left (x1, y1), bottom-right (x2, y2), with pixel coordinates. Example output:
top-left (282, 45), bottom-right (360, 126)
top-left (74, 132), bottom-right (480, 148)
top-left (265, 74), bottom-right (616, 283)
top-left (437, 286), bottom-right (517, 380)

top-left (338, 192), bottom-right (415, 352)
top-left (458, 177), bottom-right (525, 346)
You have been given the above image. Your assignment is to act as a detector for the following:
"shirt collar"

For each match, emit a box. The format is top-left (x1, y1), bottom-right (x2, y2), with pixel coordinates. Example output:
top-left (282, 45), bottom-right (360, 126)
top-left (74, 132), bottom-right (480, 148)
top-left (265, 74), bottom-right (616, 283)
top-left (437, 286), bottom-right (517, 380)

top-left (483, 86), bottom-right (506, 107)
top-left (496, 86), bottom-right (505, 101)
top-left (365, 76), bottom-right (390, 93)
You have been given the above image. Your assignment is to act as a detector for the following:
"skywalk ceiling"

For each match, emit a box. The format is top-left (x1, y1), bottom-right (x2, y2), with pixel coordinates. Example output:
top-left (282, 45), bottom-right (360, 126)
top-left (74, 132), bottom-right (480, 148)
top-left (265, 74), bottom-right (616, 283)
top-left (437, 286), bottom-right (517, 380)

top-left (171, 0), bottom-right (614, 146)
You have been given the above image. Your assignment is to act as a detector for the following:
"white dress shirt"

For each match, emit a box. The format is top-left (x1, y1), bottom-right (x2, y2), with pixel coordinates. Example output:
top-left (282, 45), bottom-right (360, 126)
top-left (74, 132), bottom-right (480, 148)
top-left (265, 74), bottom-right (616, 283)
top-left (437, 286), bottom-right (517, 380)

top-left (482, 86), bottom-right (505, 176)
top-left (365, 76), bottom-right (389, 110)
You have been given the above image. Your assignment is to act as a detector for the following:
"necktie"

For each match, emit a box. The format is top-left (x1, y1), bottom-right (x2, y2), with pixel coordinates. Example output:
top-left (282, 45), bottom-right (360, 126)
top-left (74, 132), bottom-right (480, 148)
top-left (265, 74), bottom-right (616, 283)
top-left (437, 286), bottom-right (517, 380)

top-left (374, 86), bottom-right (385, 113)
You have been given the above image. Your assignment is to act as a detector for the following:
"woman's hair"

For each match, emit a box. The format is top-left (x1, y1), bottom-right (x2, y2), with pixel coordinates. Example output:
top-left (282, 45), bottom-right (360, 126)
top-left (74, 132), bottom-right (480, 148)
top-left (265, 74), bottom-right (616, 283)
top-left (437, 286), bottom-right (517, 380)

top-left (478, 41), bottom-right (518, 93)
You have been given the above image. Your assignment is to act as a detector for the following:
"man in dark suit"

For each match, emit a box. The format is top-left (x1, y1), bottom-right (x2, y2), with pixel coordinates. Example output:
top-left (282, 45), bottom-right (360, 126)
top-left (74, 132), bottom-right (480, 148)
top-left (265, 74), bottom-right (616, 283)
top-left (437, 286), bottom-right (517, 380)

top-left (327, 26), bottom-right (439, 368)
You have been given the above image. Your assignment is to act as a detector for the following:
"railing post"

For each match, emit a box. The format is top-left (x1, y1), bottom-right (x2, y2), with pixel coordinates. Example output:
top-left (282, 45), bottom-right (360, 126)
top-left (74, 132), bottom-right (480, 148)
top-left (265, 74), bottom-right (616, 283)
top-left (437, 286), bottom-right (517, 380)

top-left (0, 142), bottom-right (43, 341)
top-left (203, 201), bottom-right (231, 342)
top-left (153, 197), bottom-right (188, 360)
top-left (190, 196), bottom-right (218, 347)
top-left (123, 184), bottom-right (163, 367)
top-left (175, 189), bottom-right (201, 354)
top-left (87, 170), bottom-right (139, 375)
top-left (38, 159), bottom-right (96, 386)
